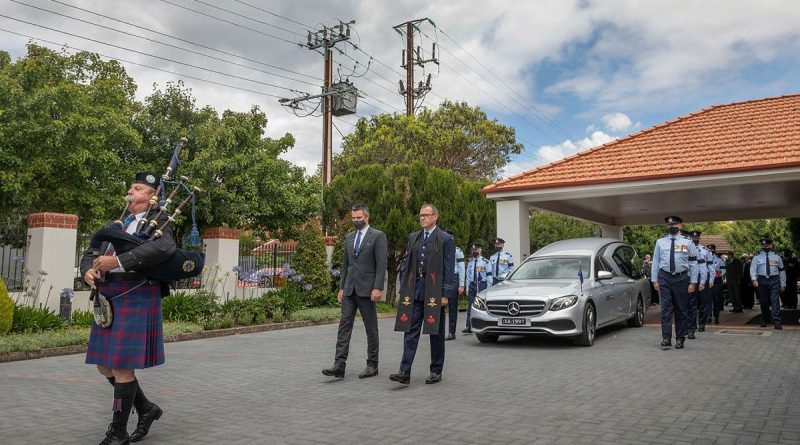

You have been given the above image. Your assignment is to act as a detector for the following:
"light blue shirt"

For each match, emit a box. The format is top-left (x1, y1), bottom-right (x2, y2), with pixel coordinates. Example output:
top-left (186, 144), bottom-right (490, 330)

top-left (651, 234), bottom-right (699, 284)
top-left (489, 250), bottom-right (515, 278)
top-left (455, 247), bottom-right (466, 288)
top-left (712, 255), bottom-right (726, 280)
top-left (694, 244), bottom-right (709, 284)
top-left (466, 256), bottom-right (493, 290)
top-left (750, 251), bottom-right (786, 287)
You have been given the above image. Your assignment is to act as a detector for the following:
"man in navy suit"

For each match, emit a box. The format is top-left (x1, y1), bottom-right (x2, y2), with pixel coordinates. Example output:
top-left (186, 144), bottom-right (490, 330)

top-left (390, 204), bottom-right (456, 385)
top-left (323, 204), bottom-right (387, 379)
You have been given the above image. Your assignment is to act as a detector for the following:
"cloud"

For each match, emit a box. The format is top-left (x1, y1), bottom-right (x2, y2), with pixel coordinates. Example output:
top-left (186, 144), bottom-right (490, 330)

top-left (502, 130), bottom-right (615, 178)
top-left (601, 112), bottom-right (632, 132)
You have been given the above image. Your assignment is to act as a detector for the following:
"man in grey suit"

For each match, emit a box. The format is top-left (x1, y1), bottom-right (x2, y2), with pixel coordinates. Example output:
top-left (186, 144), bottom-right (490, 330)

top-left (322, 204), bottom-right (388, 379)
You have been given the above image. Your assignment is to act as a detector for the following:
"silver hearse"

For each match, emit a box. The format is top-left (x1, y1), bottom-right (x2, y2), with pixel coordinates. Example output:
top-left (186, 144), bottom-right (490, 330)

top-left (469, 238), bottom-right (650, 346)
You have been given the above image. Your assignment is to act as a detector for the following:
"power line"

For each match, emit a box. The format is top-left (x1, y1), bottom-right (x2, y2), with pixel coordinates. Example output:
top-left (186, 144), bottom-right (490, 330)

top-left (160, 0), bottom-right (303, 47)
top-left (46, 0), bottom-right (321, 82)
top-left (0, 14), bottom-right (311, 96)
top-left (0, 27), bottom-right (284, 99)
top-left (187, 0), bottom-right (305, 38)
top-left (230, 0), bottom-right (311, 29)
top-left (11, 0), bottom-right (319, 88)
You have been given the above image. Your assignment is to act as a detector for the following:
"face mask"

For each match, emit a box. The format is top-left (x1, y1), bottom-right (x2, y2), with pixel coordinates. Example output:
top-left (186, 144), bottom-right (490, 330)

top-left (472, 251), bottom-right (480, 258)
top-left (763, 247), bottom-right (771, 252)
top-left (667, 226), bottom-right (680, 235)
top-left (692, 239), bottom-right (699, 245)
top-left (353, 220), bottom-right (366, 230)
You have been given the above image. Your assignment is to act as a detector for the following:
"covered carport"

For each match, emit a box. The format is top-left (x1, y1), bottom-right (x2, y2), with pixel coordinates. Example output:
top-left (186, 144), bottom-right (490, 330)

top-left (482, 94), bottom-right (800, 262)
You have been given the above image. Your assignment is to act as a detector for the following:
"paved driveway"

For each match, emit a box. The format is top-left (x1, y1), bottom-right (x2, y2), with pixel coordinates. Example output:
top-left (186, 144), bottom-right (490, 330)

top-left (2, 318), bottom-right (799, 444)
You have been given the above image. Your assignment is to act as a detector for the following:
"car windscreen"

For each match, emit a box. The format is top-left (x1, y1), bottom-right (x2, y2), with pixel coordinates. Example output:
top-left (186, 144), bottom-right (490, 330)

top-left (510, 256), bottom-right (591, 280)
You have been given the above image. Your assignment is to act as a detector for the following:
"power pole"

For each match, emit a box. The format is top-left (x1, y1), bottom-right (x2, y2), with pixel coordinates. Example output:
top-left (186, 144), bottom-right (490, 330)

top-left (305, 21), bottom-right (354, 186)
top-left (394, 18), bottom-right (439, 116)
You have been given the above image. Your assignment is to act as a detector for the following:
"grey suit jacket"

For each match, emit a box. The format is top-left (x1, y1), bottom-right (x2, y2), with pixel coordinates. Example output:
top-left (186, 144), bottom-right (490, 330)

top-left (339, 226), bottom-right (388, 297)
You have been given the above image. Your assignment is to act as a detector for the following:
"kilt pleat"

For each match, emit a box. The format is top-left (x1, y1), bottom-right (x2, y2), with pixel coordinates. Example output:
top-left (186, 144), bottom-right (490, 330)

top-left (85, 281), bottom-right (165, 369)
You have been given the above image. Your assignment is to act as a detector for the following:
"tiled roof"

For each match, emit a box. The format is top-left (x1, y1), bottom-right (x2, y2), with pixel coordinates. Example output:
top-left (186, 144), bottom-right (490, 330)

top-left (699, 235), bottom-right (730, 254)
top-left (483, 94), bottom-right (800, 194)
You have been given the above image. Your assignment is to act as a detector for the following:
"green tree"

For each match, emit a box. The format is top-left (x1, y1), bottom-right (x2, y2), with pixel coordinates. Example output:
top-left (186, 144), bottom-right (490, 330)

top-left (292, 222), bottom-right (331, 307)
top-left (334, 101), bottom-right (522, 181)
top-left (131, 82), bottom-right (319, 239)
top-left (323, 162), bottom-right (495, 304)
top-left (721, 219), bottom-right (791, 255)
top-left (529, 211), bottom-right (599, 253)
top-left (0, 44), bottom-right (140, 232)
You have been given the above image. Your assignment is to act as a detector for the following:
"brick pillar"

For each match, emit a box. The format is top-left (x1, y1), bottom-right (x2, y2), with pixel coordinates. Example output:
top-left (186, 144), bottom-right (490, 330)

top-left (26, 212), bottom-right (79, 311)
top-left (203, 227), bottom-right (240, 300)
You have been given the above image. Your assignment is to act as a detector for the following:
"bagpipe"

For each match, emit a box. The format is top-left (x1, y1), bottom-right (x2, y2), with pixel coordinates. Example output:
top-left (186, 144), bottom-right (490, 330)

top-left (89, 137), bottom-right (205, 282)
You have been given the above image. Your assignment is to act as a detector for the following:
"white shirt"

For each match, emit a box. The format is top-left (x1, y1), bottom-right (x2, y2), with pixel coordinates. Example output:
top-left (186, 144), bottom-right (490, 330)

top-left (110, 211), bottom-right (146, 272)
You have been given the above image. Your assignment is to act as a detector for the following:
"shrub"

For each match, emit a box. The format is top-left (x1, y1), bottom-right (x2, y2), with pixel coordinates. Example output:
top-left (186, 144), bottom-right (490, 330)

top-left (71, 309), bottom-right (94, 327)
top-left (220, 315), bottom-right (234, 329)
top-left (0, 278), bottom-right (13, 335)
top-left (162, 290), bottom-right (218, 323)
top-left (375, 301), bottom-right (396, 313)
top-left (292, 223), bottom-right (331, 307)
top-left (288, 307), bottom-right (341, 322)
top-left (11, 302), bottom-right (63, 333)
top-left (271, 286), bottom-right (305, 315)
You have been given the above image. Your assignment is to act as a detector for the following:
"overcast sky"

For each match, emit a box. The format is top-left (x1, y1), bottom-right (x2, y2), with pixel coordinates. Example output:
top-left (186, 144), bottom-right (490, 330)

top-left (3, 0), bottom-right (799, 179)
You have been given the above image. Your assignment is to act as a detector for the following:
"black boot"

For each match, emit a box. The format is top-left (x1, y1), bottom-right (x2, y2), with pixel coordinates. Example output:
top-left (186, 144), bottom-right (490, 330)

top-left (129, 380), bottom-right (162, 442)
top-left (100, 380), bottom-right (136, 445)
top-left (100, 423), bottom-right (130, 445)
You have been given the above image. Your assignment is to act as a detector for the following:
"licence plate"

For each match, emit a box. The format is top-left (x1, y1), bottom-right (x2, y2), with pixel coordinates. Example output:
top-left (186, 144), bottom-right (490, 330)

top-left (499, 317), bottom-right (527, 326)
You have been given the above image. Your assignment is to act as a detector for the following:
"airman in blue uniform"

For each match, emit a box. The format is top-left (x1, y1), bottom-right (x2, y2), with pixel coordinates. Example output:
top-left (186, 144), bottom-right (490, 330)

top-left (445, 238), bottom-right (466, 341)
top-left (463, 242), bottom-right (492, 334)
top-left (651, 216), bottom-right (699, 350)
top-left (489, 238), bottom-right (514, 284)
top-left (686, 230), bottom-right (708, 339)
top-left (750, 236), bottom-right (787, 329)
top-left (709, 244), bottom-right (726, 324)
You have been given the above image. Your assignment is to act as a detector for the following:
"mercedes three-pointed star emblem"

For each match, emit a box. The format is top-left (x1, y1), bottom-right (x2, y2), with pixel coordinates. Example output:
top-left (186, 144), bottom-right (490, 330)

top-left (507, 301), bottom-right (520, 316)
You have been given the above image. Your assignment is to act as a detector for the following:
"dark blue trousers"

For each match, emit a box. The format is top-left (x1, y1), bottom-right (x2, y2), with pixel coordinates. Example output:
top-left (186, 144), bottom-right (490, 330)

top-left (400, 279), bottom-right (445, 374)
top-left (658, 270), bottom-right (690, 340)
top-left (700, 279), bottom-right (713, 322)
top-left (447, 292), bottom-right (459, 335)
top-left (688, 284), bottom-right (699, 334)
top-left (711, 277), bottom-right (724, 321)
top-left (757, 276), bottom-right (782, 326)
top-left (464, 282), bottom-right (487, 330)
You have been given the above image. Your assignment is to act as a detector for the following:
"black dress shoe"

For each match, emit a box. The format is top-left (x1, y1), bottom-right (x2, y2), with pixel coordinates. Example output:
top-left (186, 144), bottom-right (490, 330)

top-left (775, 325), bottom-right (783, 330)
top-left (358, 366), bottom-right (378, 379)
top-left (713, 319), bottom-right (720, 324)
top-left (687, 333), bottom-right (696, 339)
top-left (660, 340), bottom-right (671, 349)
top-left (698, 326), bottom-right (705, 332)
top-left (462, 328), bottom-right (472, 334)
top-left (129, 403), bottom-right (163, 442)
top-left (760, 323), bottom-right (767, 328)
top-left (321, 366), bottom-right (345, 378)
top-left (675, 339), bottom-right (684, 349)
top-left (445, 333), bottom-right (456, 341)
top-left (389, 372), bottom-right (410, 385)
top-left (100, 424), bottom-right (130, 445)
top-left (425, 373), bottom-right (442, 384)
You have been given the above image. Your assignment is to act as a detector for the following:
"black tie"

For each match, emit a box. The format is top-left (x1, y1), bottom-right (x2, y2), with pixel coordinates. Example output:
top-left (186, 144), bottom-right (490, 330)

top-left (473, 261), bottom-right (479, 287)
top-left (423, 231), bottom-right (429, 243)
top-left (765, 253), bottom-right (771, 277)
top-left (669, 238), bottom-right (676, 273)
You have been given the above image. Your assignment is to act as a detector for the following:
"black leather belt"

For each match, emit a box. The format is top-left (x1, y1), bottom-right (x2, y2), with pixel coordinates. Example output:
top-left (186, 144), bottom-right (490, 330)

top-left (659, 270), bottom-right (687, 277)
top-left (758, 275), bottom-right (778, 279)
top-left (106, 272), bottom-right (148, 282)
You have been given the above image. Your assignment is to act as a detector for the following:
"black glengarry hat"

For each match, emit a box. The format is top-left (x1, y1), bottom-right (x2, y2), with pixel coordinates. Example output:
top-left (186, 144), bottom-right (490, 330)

top-left (133, 172), bottom-right (160, 190)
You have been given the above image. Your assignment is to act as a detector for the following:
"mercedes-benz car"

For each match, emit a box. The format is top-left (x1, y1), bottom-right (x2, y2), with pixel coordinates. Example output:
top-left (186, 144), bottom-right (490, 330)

top-left (469, 238), bottom-right (651, 346)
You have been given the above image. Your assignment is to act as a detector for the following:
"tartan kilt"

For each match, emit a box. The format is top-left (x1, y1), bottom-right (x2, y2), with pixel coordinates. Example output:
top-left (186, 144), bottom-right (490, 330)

top-left (85, 280), bottom-right (165, 369)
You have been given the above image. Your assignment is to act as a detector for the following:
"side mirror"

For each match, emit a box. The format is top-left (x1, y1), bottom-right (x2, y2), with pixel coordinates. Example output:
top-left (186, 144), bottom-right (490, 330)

top-left (597, 271), bottom-right (613, 280)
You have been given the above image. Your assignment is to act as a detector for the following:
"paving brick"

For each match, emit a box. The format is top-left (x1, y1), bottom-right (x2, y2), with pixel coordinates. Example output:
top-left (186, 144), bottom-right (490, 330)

top-left (1, 321), bottom-right (800, 443)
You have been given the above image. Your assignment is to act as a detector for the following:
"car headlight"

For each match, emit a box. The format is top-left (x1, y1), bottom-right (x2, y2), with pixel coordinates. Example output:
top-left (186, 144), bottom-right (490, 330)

top-left (473, 295), bottom-right (487, 311)
top-left (550, 295), bottom-right (578, 311)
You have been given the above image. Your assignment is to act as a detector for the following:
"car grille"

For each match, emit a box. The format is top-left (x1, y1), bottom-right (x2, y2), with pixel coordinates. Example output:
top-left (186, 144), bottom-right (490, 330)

top-left (487, 299), bottom-right (546, 316)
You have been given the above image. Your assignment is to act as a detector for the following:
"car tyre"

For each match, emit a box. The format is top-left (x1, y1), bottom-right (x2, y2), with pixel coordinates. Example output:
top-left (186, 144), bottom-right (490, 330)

top-left (627, 296), bottom-right (645, 328)
top-left (573, 303), bottom-right (596, 347)
top-left (476, 333), bottom-right (499, 343)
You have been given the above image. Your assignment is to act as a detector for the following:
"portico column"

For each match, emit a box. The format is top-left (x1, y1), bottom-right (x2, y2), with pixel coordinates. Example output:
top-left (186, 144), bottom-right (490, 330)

top-left (496, 200), bottom-right (530, 263)
top-left (601, 224), bottom-right (624, 240)
top-left (26, 212), bottom-right (79, 312)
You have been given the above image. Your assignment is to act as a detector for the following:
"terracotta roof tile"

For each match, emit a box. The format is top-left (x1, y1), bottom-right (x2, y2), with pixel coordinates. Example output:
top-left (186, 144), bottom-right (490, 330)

top-left (484, 94), bottom-right (800, 194)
